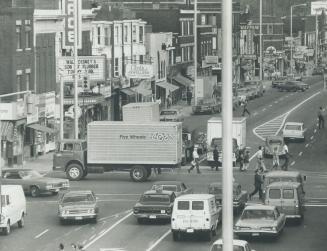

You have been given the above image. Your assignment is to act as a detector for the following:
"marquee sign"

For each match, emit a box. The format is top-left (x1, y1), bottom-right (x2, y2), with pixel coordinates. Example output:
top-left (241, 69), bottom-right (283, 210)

top-left (63, 0), bottom-right (82, 49)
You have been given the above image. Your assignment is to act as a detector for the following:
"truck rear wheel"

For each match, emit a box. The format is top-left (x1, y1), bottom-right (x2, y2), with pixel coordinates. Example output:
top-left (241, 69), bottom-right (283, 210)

top-left (66, 163), bottom-right (84, 181)
top-left (130, 166), bottom-right (147, 182)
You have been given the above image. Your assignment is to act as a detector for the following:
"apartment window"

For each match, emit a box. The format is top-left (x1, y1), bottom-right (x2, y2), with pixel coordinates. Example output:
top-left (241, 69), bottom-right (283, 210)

top-left (139, 55), bottom-right (144, 64)
top-left (183, 22), bottom-right (188, 35)
top-left (115, 26), bottom-right (119, 44)
top-left (183, 47), bottom-right (188, 61)
top-left (190, 46), bottom-right (194, 60)
top-left (25, 72), bottom-right (31, 90)
top-left (16, 73), bottom-right (23, 92)
top-left (16, 25), bottom-right (22, 50)
top-left (267, 24), bottom-right (273, 35)
top-left (181, 22), bottom-right (184, 36)
top-left (124, 25), bottom-right (128, 43)
top-left (25, 22), bottom-right (32, 49)
top-left (132, 25), bottom-right (137, 42)
top-left (181, 47), bottom-right (184, 62)
top-left (114, 58), bottom-right (119, 77)
top-left (201, 14), bottom-right (206, 25)
top-left (104, 27), bottom-right (109, 46)
top-left (139, 26), bottom-right (144, 43)
top-left (189, 21), bottom-right (193, 35)
top-left (97, 27), bottom-right (101, 45)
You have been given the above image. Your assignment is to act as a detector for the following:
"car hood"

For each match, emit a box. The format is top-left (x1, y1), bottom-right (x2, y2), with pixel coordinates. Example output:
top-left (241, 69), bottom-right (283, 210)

top-left (236, 219), bottom-right (277, 228)
top-left (33, 177), bottom-right (69, 184)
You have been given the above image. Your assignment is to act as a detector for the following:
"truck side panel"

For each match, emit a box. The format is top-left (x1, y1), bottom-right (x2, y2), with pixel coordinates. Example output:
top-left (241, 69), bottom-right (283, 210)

top-left (122, 102), bottom-right (160, 122)
top-left (87, 121), bottom-right (182, 165)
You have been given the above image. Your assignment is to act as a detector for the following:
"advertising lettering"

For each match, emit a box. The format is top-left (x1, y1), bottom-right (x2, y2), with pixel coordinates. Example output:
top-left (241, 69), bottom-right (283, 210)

top-left (120, 135), bottom-right (146, 140)
top-left (151, 132), bottom-right (174, 142)
top-left (125, 64), bottom-right (153, 79)
top-left (63, 0), bottom-right (82, 49)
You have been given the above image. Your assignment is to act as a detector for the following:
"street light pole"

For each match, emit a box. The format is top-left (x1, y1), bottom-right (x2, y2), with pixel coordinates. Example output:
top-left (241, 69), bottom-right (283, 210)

top-left (259, 0), bottom-right (263, 80)
top-left (316, 13), bottom-right (319, 66)
top-left (73, 0), bottom-right (79, 139)
top-left (60, 76), bottom-right (64, 140)
top-left (194, 0), bottom-right (198, 106)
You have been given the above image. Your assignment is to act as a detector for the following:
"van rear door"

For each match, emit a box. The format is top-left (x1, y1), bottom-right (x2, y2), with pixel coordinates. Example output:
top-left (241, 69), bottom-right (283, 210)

top-left (189, 200), bottom-right (207, 230)
top-left (282, 188), bottom-right (298, 216)
top-left (266, 188), bottom-right (282, 212)
top-left (174, 200), bottom-right (192, 230)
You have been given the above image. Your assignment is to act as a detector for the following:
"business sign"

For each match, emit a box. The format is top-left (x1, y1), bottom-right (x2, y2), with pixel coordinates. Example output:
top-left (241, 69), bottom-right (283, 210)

top-left (57, 56), bottom-right (106, 82)
top-left (63, 0), bottom-right (82, 49)
top-left (38, 92), bottom-right (55, 118)
top-left (27, 107), bottom-right (39, 125)
top-left (205, 56), bottom-right (219, 64)
top-left (125, 64), bottom-right (153, 79)
top-left (0, 100), bottom-right (26, 121)
top-left (311, 1), bottom-right (327, 15)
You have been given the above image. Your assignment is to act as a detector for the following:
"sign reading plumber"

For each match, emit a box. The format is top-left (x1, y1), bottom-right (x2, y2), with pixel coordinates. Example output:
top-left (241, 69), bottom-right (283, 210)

top-left (63, 0), bottom-right (82, 49)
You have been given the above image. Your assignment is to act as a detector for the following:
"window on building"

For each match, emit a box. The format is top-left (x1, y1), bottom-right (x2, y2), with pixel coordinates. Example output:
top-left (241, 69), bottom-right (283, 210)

top-left (26, 72), bottom-right (31, 90)
top-left (139, 55), bottom-right (144, 64)
top-left (132, 25), bottom-right (137, 42)
top-left (212, 37), bottom-right (217, 50)
top-left (115, 26), bottom-right (119, 44)
top-left (104, 27), bottom-right (110, 46)
top-left (114, 58), bottom-right (119, 77)
top-left (181, 47), bottom-right (185, 62)
top-left (267, 24), bottom-right (273, 35)
top-left (201, 14), bottom-right (206, 25)
top-left (183, 47), bottom-right (188, 61)
top-left (180, 21), bottom-right (184, 36)
top-left (189, 21), bottom-right (194, 35)
top-left (139, 26), bottom-right (144, 43)
top-left (16, 25), bottom-right (22, 50)
top-left (183, 22), bottom-right (188, 35)
top-left (25, 22), bottom-right (32, 49)
top-left (97, 27), bottom-right (101, 45)
top-left (133, 55), bottom-right (137, 63)
top-left (16, 73), bottom-right (23, 93)
top-left (124, 25), bottom-right (128, 43)
top-left (190, 46), bottom-right (194, 60)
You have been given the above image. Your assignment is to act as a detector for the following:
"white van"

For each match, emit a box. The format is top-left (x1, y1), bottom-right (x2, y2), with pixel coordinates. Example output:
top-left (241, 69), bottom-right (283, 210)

top-left (171, 194), bottom-right (221, 241)
top-left (0, 185), bottom-right (26, 235)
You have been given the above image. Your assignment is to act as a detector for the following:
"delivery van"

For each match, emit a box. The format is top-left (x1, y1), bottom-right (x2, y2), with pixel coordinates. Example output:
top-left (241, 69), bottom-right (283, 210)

top-left (0, 185), bottom-right (26, 235)
top-left (171, 194), bottom-right (221, 241)
top-left (265, 181), bottom-right (305, 222)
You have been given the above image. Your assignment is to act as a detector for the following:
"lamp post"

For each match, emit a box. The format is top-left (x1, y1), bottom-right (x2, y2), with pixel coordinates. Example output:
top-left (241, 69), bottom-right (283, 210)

top-left (290, 3), bottom-right (307, 75)
top-left (259, 0), bottom-right (263, 80)
top-left (194, 0), bottom-right (198, 106)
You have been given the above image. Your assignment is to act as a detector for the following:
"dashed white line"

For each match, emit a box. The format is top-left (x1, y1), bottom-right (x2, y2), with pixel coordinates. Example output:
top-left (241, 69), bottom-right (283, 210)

top-left (269, 104), bottom-right (273, 107)
top-left (262, 108), bottom-right (267, 111)
top-left (290, 161), bottom-right (295, 166)
top-left (274, 101), bottom-right (278, 104)
top-left (305, 143), bottom-right (309, 148)
top-left (145, 230), bottom-right (171, 251)
top-left (34, 229), bottom-right (49, 239)
top-left (299, 152), bottom-right (303, 156)
top-left (314, 129), bottom-right (317, 133)
top-left (310, 136), bottom-right (314, 140)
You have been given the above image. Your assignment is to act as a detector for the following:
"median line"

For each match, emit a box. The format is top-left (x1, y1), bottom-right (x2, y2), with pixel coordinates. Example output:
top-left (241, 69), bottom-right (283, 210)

top-left (145, 229), bottom-right (171, 251)
top-left (34, 229), bottom-right (49, 239)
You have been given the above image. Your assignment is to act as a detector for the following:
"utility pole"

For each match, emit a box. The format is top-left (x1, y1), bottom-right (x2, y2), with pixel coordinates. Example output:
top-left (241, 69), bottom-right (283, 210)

top-left (290, 6), bottom-right (293, 75)
top-left (222, 0), bottom-right (233, 250)
top-left (259, 0), bottom-right (263, 80)
top-left (60, 76), bottom-right (64, 140)
top-left (316, 13), bottom-right (319, 66)
top-left (194, 0), bottom-right (198, 106)
top-left (73, 0), bottom-right (79, 139)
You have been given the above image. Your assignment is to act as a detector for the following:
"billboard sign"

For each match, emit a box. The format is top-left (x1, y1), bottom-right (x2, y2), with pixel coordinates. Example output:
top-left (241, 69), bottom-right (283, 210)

top-left (63, 0), bottom-right (82, 49)
top-left (125, 64), bottom-right (153, 79)
top-left (311, 1), bottom-right (327, 15)
top-left (57, 56), bottom-right (106, 82)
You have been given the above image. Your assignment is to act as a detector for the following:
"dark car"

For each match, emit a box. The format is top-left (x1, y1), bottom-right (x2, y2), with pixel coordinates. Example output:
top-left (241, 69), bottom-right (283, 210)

top-left (58, 190), bottom-right (99, 224)
top-left (151, 181), bottom-right (193, 197)
top-left (312, 67), bottom-right (324, 75)
top-left (272, 78), bottom-right (287, 88)
top-left (208, 182), bottom-right (248, 213)
top-left (192, 99), bottom-right (221, 114)
top-left (133, 190), bottom-right (176, 223)
top-left (279, 81), bottom-right (309, 92)
top-left (2, 169), bottom-right (69, 197)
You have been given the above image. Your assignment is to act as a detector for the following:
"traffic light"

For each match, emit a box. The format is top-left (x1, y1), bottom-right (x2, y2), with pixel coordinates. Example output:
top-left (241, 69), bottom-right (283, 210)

top-left (83, 75), bottom-right (89, 90)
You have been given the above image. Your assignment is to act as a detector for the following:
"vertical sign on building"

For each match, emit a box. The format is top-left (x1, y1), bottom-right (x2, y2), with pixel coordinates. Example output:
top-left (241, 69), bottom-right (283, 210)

top-left (63, 0), bottom-right (82, 49)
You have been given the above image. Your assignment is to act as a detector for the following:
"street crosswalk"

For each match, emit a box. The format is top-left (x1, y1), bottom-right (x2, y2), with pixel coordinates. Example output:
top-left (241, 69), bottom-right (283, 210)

top-left (253, 113), bottom-right (288, 140)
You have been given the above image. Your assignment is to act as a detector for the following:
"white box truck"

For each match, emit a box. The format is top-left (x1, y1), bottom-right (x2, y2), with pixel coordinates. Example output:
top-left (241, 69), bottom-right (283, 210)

top-left (53, 121), bottom-right (182, 182)
top-left (122, 102), bottom-right (159, 122)
top-left (206, 117), bottom-right (246, 167)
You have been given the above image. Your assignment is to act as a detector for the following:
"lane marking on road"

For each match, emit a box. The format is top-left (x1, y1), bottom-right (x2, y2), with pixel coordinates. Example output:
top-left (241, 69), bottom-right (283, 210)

top-left (291, 161), bottom-right (295, 166)
top-left (98, 210), bottom-right (131, 222)
top-left (97, 194), bottom-right (140, 196)
top-left (305, 204), bottom-right (327, 207)
top-left (262, 108), bottom-right (267, 111)
top-left (299, 152), bottom-right (303, 156)
top-left (74, 226), bottom-right (82, 232)
top-left (310, 136), bottom-right (314, 140)
top-left (89, 234), bottom-right (97, 241)
top-left (145, 229), bottom-right (171, 251)
top-left (305, 143), bottom-right (309, 148)
top-left (100, 248), bottom-right (126, 251)
top-left (269, 104), bottom-right (273, 107)
top-left (274, 101), bottom-right (278, 104)
top-left (34, 229), bottom-right (49, 239)
top-left (314, 129), bottom-right (317, 133)
top-left (82, 212), bottom-right (133, 250)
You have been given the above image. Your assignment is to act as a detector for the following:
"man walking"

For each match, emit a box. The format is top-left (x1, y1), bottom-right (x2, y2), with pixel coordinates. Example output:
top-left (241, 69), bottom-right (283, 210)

top-left (249, 169), bottom-right (264, 201)
top-left (212, 146), bottom-right (219, 171)
top-left (188, 148), bottom-right (201, 174)
top-left (242, 99), bottom-right (250, 116)
top-left (318, 106), bottom-right (325, 129)
top-left (243, 149), bottom-right (250, 171)
top-left (255, 146), bottom-right (267, 172)
top-left (281, 143), bottom-right (292, 171)
top-left (272, 146), bottom-right (280, 170)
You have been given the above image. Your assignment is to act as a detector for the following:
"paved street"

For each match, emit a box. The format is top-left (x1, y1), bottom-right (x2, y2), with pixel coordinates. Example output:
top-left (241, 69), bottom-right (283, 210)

top-left (1, 76), bottom-right (327, 251)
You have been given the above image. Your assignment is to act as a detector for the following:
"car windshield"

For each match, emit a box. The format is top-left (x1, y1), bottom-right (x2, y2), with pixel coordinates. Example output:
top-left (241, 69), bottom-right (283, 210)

top-left (19, 170), bottom-right (43, 179)
top-left (209, 186), bottom-right (222, 194)
top-left (241, 209), bottom-right (275, 220)
top-left (152, 185), bottom-right (178, 192)
top-left (140, 194), bottom-right (170, 203)
top-left (285, 125), bottom-right (301, 130)
top-left (211, 244), bottom-right (244, 251)
top-left (268, 139), bottom-right (283, 145)
top-left (160, 111), bottom-right (177, 115)
top-left (62, 193), bottom-right (95, 203)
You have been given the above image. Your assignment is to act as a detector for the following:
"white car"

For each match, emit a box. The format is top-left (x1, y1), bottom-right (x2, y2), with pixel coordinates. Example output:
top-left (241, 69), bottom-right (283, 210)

top-left (282, 122), bottom-right (305, 142)
top-left (210, 239), bottom-right (256, 251)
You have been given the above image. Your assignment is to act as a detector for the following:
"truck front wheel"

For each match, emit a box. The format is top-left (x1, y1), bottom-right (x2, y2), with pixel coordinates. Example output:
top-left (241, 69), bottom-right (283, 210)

top-left (66, 164), bottom-right (84, 181)
top-left (130, 166), bottom-right (147, 182)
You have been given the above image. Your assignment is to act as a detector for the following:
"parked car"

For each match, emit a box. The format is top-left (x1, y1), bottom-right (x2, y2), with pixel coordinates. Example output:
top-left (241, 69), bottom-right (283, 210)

top-left (208, 182), bottom-right (248, 213)
top-left (58, 190), bottom-right (99, 224)
top-left (278, 80), bottom-right (309, 92)
top-left (192, 98), bottom-right (222, 114)
top-left (272, 77), bottom-right (287, 88)
top-left (210, 239), bottom-right (256, 251)
top-left (282, 122), bottom-right (306, 142)
top-left (150, 181), bottom-right (193, 197)
top-left (133, 189), bottom-right (176, 223)
top-left (312, 67), bottom-right (324, 75)
top-left (263, 136), bottom-right (285, 158)
top-left (1, 169), bottom-right (69, 197)
top-left (234, 204), bottom-right (286, 238)
top-left (160, 109), bottom-right (183, 122)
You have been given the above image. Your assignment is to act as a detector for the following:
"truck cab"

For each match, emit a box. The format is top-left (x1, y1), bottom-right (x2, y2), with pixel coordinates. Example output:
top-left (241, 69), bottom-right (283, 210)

top-left (53, 140), bottom-right (87, 180)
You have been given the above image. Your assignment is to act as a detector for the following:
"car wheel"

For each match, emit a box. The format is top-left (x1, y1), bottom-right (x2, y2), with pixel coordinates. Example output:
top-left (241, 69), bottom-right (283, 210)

top-left (3, 221), bottom-right (10, 235)
top-left (18, 213), bottom-right (24, 228)
top-left (30, 186), bottom-right (40, 197)
top-left (66, 163), bottom-right (84, 181)
top-left (130, 166), bottom-right (147, 182)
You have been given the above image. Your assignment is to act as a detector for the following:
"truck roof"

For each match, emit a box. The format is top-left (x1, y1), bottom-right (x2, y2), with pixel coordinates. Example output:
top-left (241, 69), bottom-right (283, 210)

top-left (175, 194), bottom-right (214, 200)
top-left (208, 117), bottom-right (246, 123)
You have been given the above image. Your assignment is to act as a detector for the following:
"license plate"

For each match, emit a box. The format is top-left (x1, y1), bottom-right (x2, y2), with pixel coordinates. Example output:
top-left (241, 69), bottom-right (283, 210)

top-left (252, 233), bottom-right (259, 236)
top-left (149, 215), bottom-right (156, 219)
top-left (75, 216), bottom-right (82, 220)
top-left (187, 229), bottom-right (194, 233)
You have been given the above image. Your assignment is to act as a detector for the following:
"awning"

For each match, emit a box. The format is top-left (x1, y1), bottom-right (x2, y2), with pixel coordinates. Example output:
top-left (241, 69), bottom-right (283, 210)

top-left (27, 124), bottom-right (56, 134)
top-left (173, 74), bottom-right (194, 87)
top-left (156, 81), bottom-right (179, 92)
top-left (132, 86), bottom-right (153, 97)
top-left (120, 88), bottom-right (137, 96)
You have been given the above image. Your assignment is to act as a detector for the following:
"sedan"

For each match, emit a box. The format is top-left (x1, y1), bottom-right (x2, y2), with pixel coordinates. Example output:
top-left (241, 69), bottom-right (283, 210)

top-left (279, 81), bottom-right (308, 92)
top-left (192, 99), bottom-right (221, 114)
top-left (1, 169), bottom-right (69, 197)
top-left (58, 190), bottom-right (99, 224)
top-left (282, 122), bottom-right (305, 142)
top-left (151, 181), bottom-right (193, 197)
top-left (160, 109), bottom-right (183, 122)
top-left (210, 239), bottom-right (256, 251)
top-left (234, 205), bottom-right (286, 238)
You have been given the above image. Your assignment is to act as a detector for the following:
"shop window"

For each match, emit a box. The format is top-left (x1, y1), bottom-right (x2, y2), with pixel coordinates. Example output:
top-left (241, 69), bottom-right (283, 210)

top-left (16, 24), bottom-right (22, 50)
top-left (25, 21), bottom-right (32, 49)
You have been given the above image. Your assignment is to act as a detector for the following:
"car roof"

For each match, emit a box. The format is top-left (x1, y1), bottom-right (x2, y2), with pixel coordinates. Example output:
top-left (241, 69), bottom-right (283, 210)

top-left (152, 181), bottom-right (182, 186)
top-left (244, 204), bottom-right (276, 210)
top-left (212, 238), bottom-right (248, 246)
top-left (267, 181), bottom-right (301, 188)
top-left (143, 190), bottom-right (174, 196)
top-left (284, 122), bottom-right (303, 126)
top-left (175, 193), bottom-right (214, 200)
top-left (64, 190), bottom-right (94, 196)
top-left (265, 170), bottom-right (301, 178)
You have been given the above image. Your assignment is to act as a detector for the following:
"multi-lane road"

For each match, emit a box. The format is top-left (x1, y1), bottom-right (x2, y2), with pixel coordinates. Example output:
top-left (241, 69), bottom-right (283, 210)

top-left (1, 76), bottom-right (327, 251)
